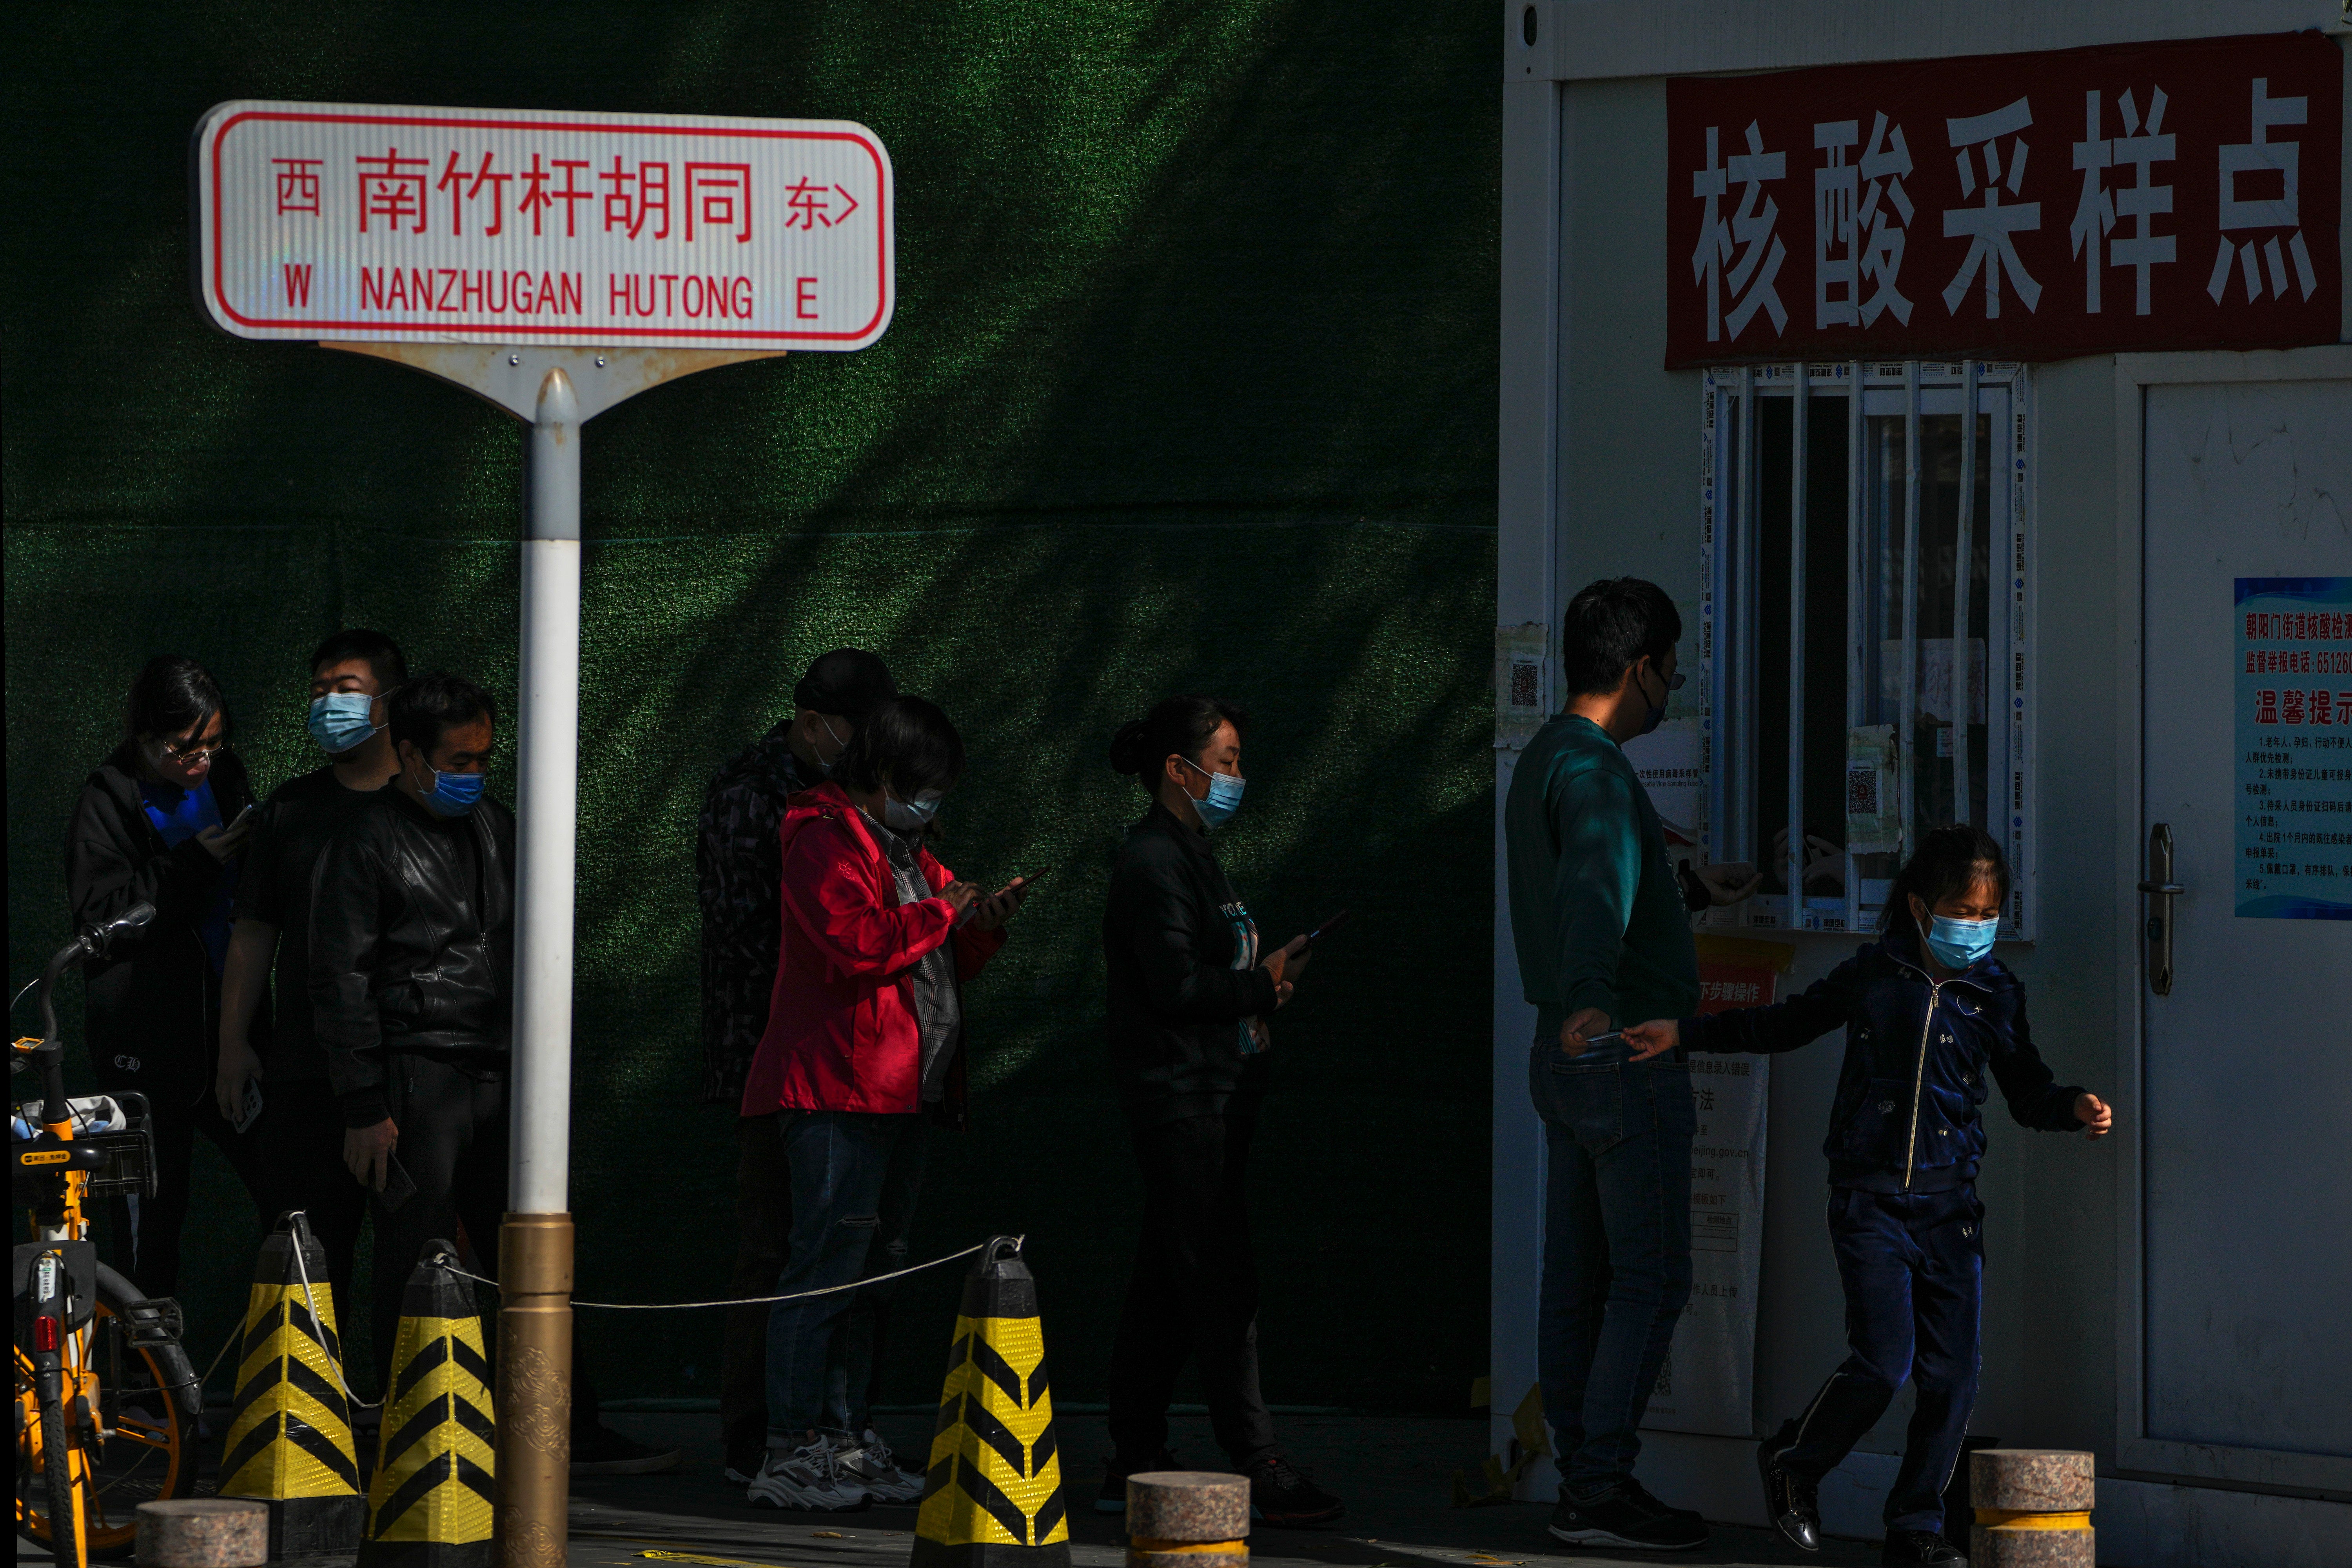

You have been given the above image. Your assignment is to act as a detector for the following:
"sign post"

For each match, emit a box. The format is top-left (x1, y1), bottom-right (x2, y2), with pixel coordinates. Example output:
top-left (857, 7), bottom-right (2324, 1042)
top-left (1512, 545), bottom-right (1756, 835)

top-left (194, 99), bottom-right (896, 1568)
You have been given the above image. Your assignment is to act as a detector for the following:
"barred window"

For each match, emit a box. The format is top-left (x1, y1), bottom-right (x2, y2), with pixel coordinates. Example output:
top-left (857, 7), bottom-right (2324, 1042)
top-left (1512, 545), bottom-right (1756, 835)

top-left (1695, 362), bottom-right (2034, 936)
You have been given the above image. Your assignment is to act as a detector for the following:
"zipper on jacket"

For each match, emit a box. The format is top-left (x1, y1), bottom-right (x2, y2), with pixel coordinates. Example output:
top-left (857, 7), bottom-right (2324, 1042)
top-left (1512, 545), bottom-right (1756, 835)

top-left (1902, 978), bottom-right (1942, 1190)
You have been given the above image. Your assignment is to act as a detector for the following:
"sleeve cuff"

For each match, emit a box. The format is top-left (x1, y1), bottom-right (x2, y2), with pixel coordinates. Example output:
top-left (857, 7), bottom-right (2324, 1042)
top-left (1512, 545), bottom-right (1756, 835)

top-left (341, 1091), bottom-right (391, 1129)
top-left (1246, 965), bottom-right (1279, 1014)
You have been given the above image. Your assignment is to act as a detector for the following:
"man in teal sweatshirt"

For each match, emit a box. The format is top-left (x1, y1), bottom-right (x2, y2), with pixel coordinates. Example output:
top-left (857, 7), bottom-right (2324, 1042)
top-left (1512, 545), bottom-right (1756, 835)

top-left (1503, 577), bottom-right (1709, 1553)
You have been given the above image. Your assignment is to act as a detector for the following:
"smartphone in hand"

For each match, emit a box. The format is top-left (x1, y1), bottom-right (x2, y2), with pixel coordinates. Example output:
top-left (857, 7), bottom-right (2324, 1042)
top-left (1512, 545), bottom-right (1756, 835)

top-left (1304, 909), bottom-right (1351, 946)
top-left (377, 1155), bottom-right (418, 1212)
top-left (230, 1079), bottom-right (265, 1135)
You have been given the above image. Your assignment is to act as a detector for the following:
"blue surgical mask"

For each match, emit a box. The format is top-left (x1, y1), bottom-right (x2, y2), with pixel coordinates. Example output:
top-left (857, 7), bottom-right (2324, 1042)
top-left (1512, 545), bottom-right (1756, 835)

top-left (1181, 756), bottom-right (1246, 829)
top-left (883, 790), bottom-right (942, 832)
top-left (308, 693), bottom-right (380, 755)
top-left (1923, 913), bottom-right (1998, 971)
top-left (416, 766), bottom-right (486, 818)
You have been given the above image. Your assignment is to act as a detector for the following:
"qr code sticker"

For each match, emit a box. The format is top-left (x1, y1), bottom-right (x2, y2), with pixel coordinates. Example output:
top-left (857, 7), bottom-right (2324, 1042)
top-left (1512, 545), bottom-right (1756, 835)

top-left (1846, 762), bottom-right (1880, 816)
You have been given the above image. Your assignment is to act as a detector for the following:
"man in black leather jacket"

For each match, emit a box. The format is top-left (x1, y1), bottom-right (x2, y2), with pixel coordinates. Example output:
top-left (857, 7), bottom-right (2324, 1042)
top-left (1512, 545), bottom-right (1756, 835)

top-left (308, 673), bottom-right (514, 1374)
top-left (307, 673), bottom-right (675, 1473)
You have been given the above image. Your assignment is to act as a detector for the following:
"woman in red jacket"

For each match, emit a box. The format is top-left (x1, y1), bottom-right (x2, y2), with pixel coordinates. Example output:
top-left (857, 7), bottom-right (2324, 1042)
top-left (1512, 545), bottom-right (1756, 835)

top-left (740, 696), bottom-right (1026, 1511)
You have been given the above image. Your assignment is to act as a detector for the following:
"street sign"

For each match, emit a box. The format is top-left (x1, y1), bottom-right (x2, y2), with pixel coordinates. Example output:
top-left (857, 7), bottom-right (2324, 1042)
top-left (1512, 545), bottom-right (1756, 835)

top-left (193, 99), bottom-right (893, 350)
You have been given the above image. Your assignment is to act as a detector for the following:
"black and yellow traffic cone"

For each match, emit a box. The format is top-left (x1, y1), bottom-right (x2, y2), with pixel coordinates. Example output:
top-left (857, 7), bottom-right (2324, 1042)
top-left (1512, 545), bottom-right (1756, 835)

top-left (912, 1236), bottom-right (1070, 1568)
top-left (217, 1211), bottom-right (367, 1553)
top-left (358, 1241), bottom-right (495, 1568)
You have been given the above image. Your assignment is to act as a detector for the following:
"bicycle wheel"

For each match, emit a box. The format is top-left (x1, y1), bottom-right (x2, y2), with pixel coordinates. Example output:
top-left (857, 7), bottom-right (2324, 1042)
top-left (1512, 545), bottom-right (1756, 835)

top-left (14, 1265), bottom-right (200, 1562)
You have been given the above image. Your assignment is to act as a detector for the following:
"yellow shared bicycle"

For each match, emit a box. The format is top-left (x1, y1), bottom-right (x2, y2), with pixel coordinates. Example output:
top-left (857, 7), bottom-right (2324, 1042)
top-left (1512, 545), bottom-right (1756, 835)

top-left (14, 905), bottom-right (203, 1567)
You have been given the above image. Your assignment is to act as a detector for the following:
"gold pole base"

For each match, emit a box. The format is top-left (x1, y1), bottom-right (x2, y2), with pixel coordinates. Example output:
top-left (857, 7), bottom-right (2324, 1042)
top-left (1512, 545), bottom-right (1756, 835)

top-left (492, 1213), bottom-right (572, 1568)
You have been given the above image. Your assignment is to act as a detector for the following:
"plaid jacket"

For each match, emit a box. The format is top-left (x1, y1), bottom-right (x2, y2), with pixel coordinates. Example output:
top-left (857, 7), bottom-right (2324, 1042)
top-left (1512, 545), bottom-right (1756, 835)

top-left (696, 726), bottom-right (811, 1103)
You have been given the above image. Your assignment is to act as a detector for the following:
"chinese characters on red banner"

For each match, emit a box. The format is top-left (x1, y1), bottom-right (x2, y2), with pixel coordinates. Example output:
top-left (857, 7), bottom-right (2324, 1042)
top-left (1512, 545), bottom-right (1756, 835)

top-left (1665, 31), bottom-right (2341, 366)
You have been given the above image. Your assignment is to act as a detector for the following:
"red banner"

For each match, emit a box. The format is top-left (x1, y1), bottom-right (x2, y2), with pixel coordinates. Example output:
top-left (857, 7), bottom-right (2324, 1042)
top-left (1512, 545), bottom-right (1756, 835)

top-left (1664, 32), bottom-right (2341, 367)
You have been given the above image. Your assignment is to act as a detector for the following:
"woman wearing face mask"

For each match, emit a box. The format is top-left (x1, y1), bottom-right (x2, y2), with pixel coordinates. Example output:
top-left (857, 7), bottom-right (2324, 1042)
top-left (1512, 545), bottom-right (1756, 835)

top-left (64, 653), bottom-right (275, 1297)
top-left (1095, 696), bottom-right (1341, 1526)
top-left (739, 696), bottom-right (1026, 1511)
top-left (1621, 825), bottom-right (2112, 1568)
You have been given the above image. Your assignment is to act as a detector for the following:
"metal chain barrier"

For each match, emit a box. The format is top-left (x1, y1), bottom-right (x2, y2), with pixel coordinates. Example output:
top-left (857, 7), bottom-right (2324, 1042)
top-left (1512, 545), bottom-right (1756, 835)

top-left (425, 1234), bottom-right (1018, 1310)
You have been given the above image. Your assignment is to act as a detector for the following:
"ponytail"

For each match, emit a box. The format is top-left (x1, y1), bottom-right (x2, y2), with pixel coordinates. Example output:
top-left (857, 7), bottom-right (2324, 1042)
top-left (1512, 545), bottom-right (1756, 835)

top-left (1109, 695), bottom-right (1247, 792)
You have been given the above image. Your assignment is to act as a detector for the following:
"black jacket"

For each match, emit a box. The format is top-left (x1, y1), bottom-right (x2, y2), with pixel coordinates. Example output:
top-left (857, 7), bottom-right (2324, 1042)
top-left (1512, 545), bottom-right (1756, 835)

top-left (308, 786), bottom-right (515, 1127)
top-left (1684, 930), bottom-right (2083, 1193)
top-left (64, 744), bottom-right (263, 1102)
top-left (1103, 803), bottom-right (1279, 1126)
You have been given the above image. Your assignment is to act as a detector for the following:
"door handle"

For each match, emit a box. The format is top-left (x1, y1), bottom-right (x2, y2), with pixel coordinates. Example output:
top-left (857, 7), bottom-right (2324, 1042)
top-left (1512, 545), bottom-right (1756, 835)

top-left (2141, 823), bottom-right (2181, 996)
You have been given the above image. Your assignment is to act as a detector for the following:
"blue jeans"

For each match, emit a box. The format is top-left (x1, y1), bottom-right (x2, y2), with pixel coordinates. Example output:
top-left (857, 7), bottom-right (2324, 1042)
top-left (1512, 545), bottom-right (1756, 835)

top-left (763, 1111), bottom-right (930, 1437)
top-left (1528, 1040), bottom-right (1695, 1495)
top-left (1777, 1185), bottom-right (1982, 1534)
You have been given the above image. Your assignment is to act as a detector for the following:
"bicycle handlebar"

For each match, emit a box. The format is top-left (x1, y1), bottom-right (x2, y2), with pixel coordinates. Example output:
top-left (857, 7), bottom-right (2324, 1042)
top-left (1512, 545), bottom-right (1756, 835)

top-left (16, 903), bottom-right (154, 1125)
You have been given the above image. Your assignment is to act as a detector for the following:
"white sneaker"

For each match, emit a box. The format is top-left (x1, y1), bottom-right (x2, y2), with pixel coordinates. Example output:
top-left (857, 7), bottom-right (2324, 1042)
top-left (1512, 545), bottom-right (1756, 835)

top-left (837, 1428), bottom-right (927, 1504)
top-left (745, 1436), bottom-right (870, 1512)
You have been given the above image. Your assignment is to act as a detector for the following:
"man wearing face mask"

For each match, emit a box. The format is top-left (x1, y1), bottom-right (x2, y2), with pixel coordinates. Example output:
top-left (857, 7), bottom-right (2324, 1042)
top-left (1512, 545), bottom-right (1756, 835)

top-left (309, 672), bottom-right (510, 1379)
top-left (1501, 577), bottom-right (1711, 1552)
top-left (697, 648), bottom-right (897, 1484)
top-left (218, 628), bottom-right (407, 1323)
top-left (307, 674), bottom-right (677, 1470)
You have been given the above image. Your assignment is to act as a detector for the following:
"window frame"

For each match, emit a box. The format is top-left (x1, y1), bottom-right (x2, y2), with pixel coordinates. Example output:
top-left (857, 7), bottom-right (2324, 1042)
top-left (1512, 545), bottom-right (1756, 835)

top-left (1697, 360), bottom-right (2036, 939)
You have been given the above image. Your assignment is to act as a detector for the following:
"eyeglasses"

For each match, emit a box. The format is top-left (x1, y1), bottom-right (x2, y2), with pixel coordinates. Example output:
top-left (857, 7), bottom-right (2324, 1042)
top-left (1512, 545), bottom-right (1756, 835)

top-left (155, 737), bottom-right (229, 761)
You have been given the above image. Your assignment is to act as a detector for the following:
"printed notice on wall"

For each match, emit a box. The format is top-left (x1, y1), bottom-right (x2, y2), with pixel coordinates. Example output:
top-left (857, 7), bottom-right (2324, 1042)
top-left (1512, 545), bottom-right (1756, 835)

top-left (1643, 957), bottom-right (1773, 1439)
top-left (2235, 578), bottom-right (2352, 920)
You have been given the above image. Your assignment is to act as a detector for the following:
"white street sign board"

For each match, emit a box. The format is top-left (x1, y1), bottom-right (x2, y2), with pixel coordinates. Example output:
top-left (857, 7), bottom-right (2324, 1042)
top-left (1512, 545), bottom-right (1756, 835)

top-left (193, 100), bottom-right (893, 350)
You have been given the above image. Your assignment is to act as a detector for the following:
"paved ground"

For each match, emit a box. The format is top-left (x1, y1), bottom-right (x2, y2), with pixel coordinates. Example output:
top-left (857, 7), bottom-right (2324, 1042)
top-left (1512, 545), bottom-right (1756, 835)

top-left (19, 1411), bottom-right (1876, 1568)
top-left (562, 1412), bottom-right (1874, 1568)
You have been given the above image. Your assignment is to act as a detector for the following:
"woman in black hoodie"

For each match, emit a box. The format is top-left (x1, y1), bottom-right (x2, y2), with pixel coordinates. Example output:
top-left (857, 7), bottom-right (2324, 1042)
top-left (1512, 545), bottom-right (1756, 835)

top-left (1098, 695), bottom-right (1341, 1526)
top-left (64, 654), bottom-right (274, 1296)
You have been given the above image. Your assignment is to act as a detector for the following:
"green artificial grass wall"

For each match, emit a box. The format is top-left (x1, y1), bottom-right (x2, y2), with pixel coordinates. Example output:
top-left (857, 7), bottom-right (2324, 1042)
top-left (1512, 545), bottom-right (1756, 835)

top-left (4, 2), bottom-right (1499, 1417)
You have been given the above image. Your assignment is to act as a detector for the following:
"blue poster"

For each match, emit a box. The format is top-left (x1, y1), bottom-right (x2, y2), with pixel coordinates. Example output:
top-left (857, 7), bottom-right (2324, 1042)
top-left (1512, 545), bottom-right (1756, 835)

top-left (2235, 578), bottom-right (2352, 920)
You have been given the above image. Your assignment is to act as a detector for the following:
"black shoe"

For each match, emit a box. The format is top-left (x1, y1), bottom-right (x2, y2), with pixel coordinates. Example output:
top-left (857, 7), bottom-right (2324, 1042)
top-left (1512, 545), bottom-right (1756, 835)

top-left (570, 1423), bottom-right (684, 1475)
top-left (1757, 1434), bottom-right (1822, 1552)
top-left (723, 1438), bottom-right (766, 1486)
top-left (1622, 1477), bottom-right (1704, 1522)
top-left (1243, 1453), bottom-right (1344, 1527)
top-left (1095, 1447), bottom-right (1180, 1515)
top-left (1548, 1485), bottom-right (1710, 1551)
top-left (1881, 1530), bottom-right (1967, 1566)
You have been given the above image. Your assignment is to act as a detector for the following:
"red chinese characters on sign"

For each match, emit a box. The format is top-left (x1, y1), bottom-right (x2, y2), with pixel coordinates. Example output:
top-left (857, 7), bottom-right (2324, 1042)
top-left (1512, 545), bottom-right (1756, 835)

top-left (1696, 961), bottom-right (1780, 1016)
top-left (685, 163), bottom-right (753, 242)
top-left (1664, 31), bottom-right (2341, 366)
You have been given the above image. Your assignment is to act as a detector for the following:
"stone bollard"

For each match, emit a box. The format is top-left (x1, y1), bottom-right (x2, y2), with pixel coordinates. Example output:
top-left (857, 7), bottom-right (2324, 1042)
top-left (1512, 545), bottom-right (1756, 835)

top-left (136, 1499), bottom-right (269, 1568)
top-left (1125, 1471), bottom-right (1249, 1568)
top-left (1969, 1448), bottom-right (2094, 1568)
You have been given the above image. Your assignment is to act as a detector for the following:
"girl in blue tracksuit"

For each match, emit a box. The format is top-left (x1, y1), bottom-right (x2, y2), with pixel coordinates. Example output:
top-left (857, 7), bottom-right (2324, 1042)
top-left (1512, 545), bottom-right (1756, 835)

top-left (1625, 824), bottom-right (2112, 1568)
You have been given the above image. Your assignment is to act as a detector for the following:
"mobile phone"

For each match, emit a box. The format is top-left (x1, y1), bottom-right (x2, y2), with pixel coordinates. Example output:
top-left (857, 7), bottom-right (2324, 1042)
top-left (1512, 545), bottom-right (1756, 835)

top-left (230, 1079), bottom-right (264, 1134)
top-left (377, 1155), bottom-right (418, 1213)
top-left (1303, 910), bottom-right (1351, 946)
top-left (1577, 1030), bottom-right (1625, 1047)
top-left (1009, 869), bottom-right (1045, 897)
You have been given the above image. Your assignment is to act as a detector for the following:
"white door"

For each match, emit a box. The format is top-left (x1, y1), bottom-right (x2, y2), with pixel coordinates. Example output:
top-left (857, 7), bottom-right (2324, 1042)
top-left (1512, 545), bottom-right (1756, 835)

top-left (2136, 368), bottom-right (2352, 1489)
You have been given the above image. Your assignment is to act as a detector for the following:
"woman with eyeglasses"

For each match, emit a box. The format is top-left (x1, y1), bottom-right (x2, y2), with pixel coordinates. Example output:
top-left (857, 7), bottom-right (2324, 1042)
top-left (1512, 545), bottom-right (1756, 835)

top-left (65, 653), bottom-right (274, 1297)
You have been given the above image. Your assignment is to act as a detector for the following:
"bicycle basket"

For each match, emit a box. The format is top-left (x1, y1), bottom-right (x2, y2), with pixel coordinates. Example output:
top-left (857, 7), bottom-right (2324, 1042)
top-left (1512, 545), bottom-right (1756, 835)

top-left (83, 1091), bottom-right (156, 1198)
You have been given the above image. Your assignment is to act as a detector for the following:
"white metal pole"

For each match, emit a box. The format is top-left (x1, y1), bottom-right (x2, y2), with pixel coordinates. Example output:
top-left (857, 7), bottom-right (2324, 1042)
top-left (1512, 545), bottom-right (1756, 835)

top-left (501, 364), bottom-right (580, 1564)
top-left (1844, 361), bottom-right (1864, 933)
top-left (1952, 360), bottom-right (1978, 829)
top-left (1899, 361), bottom-right (1921, 855)
top-left (514, 365), bottom-right (580, 1212)
top-left (1788, 363), bottom-right (1808, 929)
